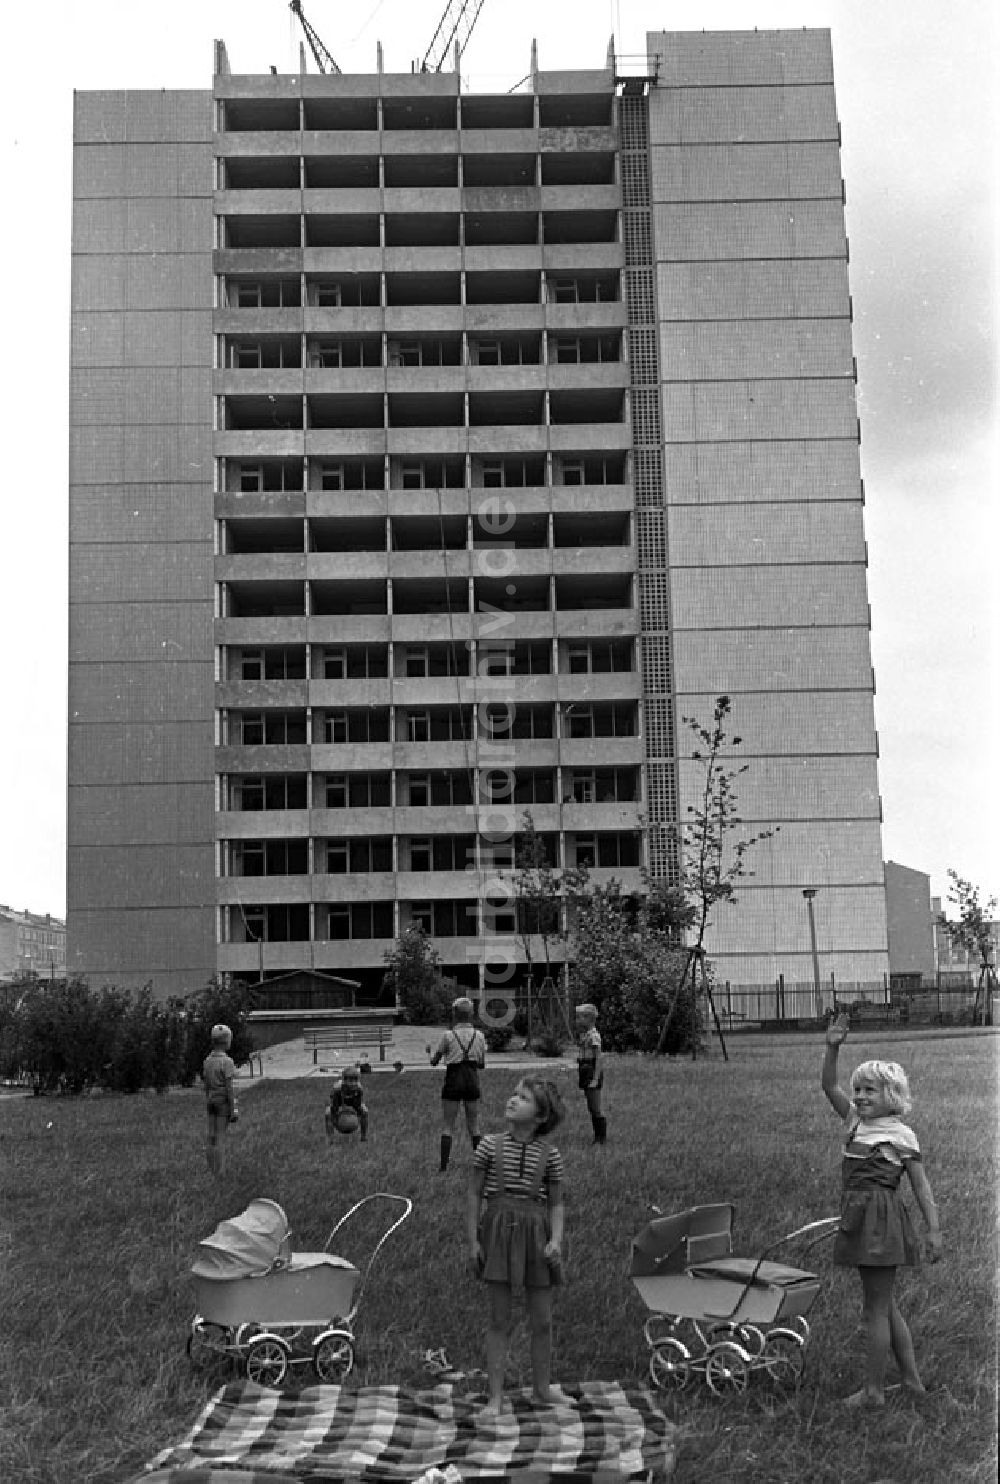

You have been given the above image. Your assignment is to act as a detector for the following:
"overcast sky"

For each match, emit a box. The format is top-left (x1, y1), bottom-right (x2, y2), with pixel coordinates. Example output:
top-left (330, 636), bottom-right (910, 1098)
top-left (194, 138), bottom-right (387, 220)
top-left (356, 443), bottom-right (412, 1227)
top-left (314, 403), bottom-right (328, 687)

top-left (0, 0), bottom-right (995, 921)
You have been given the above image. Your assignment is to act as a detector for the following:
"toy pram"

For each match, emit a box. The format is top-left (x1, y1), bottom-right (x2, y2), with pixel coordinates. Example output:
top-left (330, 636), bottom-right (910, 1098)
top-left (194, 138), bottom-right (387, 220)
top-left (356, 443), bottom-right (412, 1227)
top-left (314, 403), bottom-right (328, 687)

top-left (631, 1203), bottom-right (839, 1394)
top-left (187, 1192), bottom-right (411, 1388)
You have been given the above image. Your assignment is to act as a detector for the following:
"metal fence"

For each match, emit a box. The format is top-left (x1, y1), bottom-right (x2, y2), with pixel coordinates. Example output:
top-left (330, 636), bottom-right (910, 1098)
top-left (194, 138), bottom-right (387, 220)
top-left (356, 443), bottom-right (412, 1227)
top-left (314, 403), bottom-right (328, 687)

top-left (715, 972), bottom-right (987, 1030)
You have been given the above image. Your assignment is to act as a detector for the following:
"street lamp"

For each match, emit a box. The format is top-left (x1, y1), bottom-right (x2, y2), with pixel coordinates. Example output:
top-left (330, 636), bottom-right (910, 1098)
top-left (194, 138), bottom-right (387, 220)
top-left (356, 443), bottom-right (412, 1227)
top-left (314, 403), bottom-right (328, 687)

top-left (802, 889), bottom-right (822, 1014)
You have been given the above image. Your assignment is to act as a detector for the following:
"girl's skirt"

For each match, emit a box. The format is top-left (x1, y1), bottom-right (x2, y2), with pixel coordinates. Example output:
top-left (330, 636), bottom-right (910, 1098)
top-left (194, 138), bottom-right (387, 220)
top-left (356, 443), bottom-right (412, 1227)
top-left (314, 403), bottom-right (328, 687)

top-left (480, 1195), bottom-right (560, 1289)
top-left (833, 1186), bottom-right (921, 1268)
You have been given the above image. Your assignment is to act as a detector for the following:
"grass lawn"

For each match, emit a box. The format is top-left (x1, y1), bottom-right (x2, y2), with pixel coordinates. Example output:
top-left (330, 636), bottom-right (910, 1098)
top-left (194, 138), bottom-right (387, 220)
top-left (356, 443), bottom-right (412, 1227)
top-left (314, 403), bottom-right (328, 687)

top-left (1, 1032), bottom-right (996, 1484)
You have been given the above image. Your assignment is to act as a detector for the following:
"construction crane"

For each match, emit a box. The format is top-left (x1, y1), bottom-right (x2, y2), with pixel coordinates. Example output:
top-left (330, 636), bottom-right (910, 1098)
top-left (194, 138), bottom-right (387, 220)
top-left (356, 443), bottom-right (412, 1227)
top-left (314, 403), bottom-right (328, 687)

top-left (289, 0), bottom-right (341, 74)
top-left (420, 0), bottom-right (487, 73)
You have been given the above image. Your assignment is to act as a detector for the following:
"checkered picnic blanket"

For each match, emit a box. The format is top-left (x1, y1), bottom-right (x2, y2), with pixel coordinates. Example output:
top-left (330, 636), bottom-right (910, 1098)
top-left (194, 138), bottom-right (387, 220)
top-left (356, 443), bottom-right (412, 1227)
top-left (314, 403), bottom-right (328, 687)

top-left (140, 1381), bottom-right (676, 1482)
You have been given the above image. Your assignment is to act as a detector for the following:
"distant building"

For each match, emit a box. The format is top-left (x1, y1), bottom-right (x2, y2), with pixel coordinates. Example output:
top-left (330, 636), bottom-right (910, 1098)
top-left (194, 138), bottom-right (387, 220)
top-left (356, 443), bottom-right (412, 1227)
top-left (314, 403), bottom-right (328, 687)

top-left (883, 862), bottom-right (934, 982)
top-left (932, 895), bottom-right (999, 977)
top-left (0, 906), bottom-right (67, 981)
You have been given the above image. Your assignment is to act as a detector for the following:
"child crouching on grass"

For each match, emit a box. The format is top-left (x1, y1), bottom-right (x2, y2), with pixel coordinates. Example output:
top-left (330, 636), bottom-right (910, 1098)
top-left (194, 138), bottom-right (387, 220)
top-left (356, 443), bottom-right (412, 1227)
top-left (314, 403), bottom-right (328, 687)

top-left (822, 1012), bottom-right (941, 1408)
top-left (468, 1077), bottom-right (565, 1415)
top-left (325, 1065), bottom-right (369, 1143)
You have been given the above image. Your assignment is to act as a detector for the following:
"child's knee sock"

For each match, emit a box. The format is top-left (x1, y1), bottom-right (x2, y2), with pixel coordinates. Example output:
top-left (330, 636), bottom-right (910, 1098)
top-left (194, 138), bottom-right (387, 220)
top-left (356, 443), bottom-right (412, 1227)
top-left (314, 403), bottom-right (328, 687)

top-left (471, 1134), bottom-right (481, 1150)
top-left (592, 1114), bottom-right (607, 1144)
top-left (439, 1133), bottom-right (452, 1171)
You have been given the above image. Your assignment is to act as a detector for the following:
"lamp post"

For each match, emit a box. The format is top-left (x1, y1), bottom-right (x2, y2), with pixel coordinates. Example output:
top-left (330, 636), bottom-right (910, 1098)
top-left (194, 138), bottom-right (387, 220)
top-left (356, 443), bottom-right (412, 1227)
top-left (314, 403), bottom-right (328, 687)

top-left (802, 889), bottom-right (821, 1015)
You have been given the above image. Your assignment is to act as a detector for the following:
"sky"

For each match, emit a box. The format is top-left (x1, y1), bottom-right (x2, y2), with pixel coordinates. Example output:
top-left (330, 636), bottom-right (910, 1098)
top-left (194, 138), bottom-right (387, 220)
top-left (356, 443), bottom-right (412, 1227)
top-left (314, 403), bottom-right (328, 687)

top-left (0, 0), bottom-right (995, 922)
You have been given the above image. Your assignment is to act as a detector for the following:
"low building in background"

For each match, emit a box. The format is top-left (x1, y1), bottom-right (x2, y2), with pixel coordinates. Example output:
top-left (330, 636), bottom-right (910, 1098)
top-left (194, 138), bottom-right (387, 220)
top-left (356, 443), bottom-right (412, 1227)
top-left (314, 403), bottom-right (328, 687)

top-left (0, 906), bottom-right (67, 981)
top-left (883, 861), bottom-right (935, 986)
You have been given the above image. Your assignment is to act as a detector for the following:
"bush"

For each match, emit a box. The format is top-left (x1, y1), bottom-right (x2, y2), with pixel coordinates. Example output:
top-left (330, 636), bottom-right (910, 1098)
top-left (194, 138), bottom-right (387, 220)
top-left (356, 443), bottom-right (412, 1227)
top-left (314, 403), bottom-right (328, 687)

top-left (531, 1029), bottom-right (567, 1058)
top-left (382, 926), bottom-right (454, 1026)
top-left (483, 1023), bottom-right (514, 1053)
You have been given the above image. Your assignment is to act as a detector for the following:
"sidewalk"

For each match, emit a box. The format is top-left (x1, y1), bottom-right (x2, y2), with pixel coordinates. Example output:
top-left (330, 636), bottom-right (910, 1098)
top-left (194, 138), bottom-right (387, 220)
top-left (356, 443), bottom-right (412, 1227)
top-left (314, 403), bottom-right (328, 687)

top-left (240, 1024), bottom-right (576, 1083)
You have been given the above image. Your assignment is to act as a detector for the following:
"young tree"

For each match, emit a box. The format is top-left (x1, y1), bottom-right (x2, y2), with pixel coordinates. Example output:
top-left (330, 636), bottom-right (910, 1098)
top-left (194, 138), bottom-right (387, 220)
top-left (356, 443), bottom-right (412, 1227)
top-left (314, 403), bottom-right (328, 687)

top-left (654, 695), bottom-right (777, 1054)
top-left (512, 811), bottom-right (564, 987)
top-left (382, 923), bottom-right (453, 1025)
top-left (938, 870), bottom-right (998, 1024)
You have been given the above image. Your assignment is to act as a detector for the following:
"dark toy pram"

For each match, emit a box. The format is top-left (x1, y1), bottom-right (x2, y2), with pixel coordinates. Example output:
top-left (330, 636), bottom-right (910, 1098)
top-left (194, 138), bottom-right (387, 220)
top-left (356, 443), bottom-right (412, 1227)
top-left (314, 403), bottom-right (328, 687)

top-left (187, 1193), bottom-right (411, 1387)
top-left (631, 1203), bottom-right (839, 1394)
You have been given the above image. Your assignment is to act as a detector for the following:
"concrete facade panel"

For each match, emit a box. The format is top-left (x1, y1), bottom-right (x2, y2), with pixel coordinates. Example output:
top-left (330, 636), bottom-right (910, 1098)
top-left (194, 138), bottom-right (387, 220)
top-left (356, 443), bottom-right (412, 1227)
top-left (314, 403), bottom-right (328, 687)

top-left (670, 563), bottom-right (869, 628)
top-left (650, 142), bottom-right (842, 202)
top-left (706, 886), bottom-right (886, 965)
top-left (69, 784), bottom-right (215, 846)
top-left (69, 844), bottom-right (215, 910)
top-left (650, 84), bottom-right (838, 145)
top-left (71, 312), bottom-right (125, 367)
top-left (68, 602), bottom-right (213, 662)
top-left (663, 440), bottom-right (861, 504)
top-left (715, 821), bottom-right (884, 886)
top-left (71, 368), bottom-right (183, 424)
top-left (72, 255), bottom-right (128, 309)
top-left (661, 378), bottom-right (858, 442)
top-left (126, 253), bottom-right (214, 310)
top-left (68, 722), bottom-right (214, 786)
top-left (677, 755), bottom-right (881, 820)
top-left (70, 544), bottom-right (213, 602)
top-left (70, 662), bottom-right (214, 723)
top-left (649, 30), bottom-right (834, 88)
top-left (659, 320), bottom-right (854, 382)
top-left (658, 260), bottom-right (850, 322)
top-left (672, 628), bottom-right (873, 693)
top-left (73, 309), bottom-right (213, 371)
top-left (672, 690), bottom-right (877, 754)
top-left (652, 201), bottom-right (846, 261)
top-left (123, 90), bottom-right (213, 142)
top-left (67, 909), bottom-right (216, 987)
top-left (668, 502), bottom-right (866, 566)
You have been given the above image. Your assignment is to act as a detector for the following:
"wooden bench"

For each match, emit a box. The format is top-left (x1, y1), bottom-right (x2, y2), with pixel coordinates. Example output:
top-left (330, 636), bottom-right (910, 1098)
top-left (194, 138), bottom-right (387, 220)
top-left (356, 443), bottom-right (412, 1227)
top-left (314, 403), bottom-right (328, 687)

top-left (303, 1023), bottom-right (395, 1066)
top-left (239, 1051), bottom-right (264, 1077)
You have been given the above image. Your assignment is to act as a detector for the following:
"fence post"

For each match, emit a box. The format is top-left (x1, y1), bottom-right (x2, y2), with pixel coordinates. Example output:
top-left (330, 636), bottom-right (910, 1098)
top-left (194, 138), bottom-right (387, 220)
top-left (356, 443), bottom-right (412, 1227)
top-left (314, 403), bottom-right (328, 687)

top-left (777, 974), bottom-right (784, 1022)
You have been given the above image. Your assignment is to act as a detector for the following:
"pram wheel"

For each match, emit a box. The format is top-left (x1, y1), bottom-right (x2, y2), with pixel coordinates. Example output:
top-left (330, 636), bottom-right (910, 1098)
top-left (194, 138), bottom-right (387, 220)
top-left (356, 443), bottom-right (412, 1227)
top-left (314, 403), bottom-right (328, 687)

top-left (245, 1333), bottom-right (290, 1388)
top-left (706, 1322), bottom-right (764, 1359)
top-left (704, 1341), bottom-right (750, 1395)
top-left (762, 1328), bottom-right (806, 1389)
top-left (648, 1338), bottom-right (691, 1391)
top-left (187, 1320), bottom-right (225, 1370)
top-left (313, 1330), bottom-right (355, 1382)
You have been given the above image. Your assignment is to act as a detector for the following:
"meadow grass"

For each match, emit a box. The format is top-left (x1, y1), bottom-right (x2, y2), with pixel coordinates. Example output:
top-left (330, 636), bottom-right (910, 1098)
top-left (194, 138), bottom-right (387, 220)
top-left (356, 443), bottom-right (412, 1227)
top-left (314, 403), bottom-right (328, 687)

top-left (0, 1032), bottom-right (996, 1484)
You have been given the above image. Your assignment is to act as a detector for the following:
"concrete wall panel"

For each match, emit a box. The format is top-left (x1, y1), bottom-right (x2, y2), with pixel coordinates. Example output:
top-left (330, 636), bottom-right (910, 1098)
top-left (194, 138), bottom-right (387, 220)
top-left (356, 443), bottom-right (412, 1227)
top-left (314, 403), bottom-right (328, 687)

top-left (653, 201), bottom-right (846, 261)
top-left (650, 84), bottom-right (838, 145)
top-left (68, 602), bottom-right (212, 662)
top-left (650, 142), bottom-right (842, 202)
top-left (69, 662), bottom-right (214, 723)
top-left (677, 755), bottom-right (881, 820)
top-left (66, 908), bottom-right (216, 986)
top-left (671, 691), bottom-right (877, 754)
top-left (71, 485), bottom-right (213, 543)
top-left (663, 440), bottom-right (861, 504)
top-left (672, 628), bottom-right (874, 692)
top-left (658, 259), bottom-right (850, 322)
top-left (660, 320), bottom-right (854, 382)
top-left (668, 502), bottom-right (866, 566)
top-left (670, 562), bottom-right (869, 627)
top-left (68, 722), bottom-right (214, 785)
top-left (649, 29), bottom-right (834, 88)
top-left (70, 544), bottom-right (213, 602)
top-left (661, 378), bottom-right (859, 442)
top-left (68, 784), bottom-right (215, 847)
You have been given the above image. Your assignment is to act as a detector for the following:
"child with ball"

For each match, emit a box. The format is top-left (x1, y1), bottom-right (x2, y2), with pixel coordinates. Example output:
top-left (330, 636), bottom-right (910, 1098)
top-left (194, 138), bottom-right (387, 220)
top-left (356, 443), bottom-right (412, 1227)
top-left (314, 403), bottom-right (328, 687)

top-left (325, 1064), bottom-right (369, 1144)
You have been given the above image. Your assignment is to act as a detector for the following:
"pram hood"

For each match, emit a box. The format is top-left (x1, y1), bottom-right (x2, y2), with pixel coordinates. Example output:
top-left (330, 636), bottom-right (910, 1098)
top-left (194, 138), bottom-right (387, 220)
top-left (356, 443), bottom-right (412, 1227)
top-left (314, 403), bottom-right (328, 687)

top-left (192, 1198), bottom-right (291, 1279)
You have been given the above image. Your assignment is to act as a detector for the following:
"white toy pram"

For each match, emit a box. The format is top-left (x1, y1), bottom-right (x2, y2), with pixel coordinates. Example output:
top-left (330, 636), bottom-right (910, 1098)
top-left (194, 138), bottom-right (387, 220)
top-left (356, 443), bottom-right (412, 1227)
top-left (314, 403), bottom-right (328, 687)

top-left (187, 1192), bottom-right (412, 1387)
top-left (631, 1203), bottom-right (839, 1394)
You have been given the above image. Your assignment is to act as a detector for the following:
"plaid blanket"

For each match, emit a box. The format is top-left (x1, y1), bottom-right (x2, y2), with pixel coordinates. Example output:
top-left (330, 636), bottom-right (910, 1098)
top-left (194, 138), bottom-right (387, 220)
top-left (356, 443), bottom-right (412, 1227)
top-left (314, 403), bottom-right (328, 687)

top-left (140, 1381), bottom-right (676, 1482)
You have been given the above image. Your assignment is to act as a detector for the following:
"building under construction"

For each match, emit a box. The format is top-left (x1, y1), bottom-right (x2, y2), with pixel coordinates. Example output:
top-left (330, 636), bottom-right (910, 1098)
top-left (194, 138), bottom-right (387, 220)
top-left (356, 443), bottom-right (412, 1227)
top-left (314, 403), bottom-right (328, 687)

top-left (67, 20), bottom-right (890, 1003)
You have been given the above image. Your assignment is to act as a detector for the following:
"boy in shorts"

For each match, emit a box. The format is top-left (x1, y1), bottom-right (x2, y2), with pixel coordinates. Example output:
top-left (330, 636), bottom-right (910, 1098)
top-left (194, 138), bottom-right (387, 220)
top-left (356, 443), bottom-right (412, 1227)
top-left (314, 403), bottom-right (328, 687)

top-left (202, 1023), bottom-right (239, 1176)
top-left (428, 997), bottom-right (486, 1172)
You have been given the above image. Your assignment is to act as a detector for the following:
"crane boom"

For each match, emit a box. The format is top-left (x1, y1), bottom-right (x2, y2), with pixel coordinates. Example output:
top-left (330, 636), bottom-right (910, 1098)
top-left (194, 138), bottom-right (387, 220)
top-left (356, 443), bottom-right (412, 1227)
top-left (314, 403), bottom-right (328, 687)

top-left (289, 0), bottom-right (341, 75)
top-left (421, 0), bottom-right (487, 73)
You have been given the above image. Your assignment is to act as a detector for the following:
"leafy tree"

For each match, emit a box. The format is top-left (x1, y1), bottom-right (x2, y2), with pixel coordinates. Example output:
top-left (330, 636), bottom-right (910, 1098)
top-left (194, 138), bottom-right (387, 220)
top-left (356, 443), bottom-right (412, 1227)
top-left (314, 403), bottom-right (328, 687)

top-left (654, 695), bottom-right (776, 1054)
top-left (382, 924), bottom-right (453, 1025)
top-left (938, 870), bottom-right (998, 1023)
top-left (177, 977), bottom-right (258, 1085)
top-left (512, 812), bottom-right (564, 986)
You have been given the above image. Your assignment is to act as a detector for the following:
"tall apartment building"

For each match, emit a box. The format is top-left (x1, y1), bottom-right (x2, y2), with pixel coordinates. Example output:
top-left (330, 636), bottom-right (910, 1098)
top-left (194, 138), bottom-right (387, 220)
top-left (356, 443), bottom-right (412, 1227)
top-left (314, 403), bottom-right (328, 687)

top-left (68, 27), bottom-right (889, 1001)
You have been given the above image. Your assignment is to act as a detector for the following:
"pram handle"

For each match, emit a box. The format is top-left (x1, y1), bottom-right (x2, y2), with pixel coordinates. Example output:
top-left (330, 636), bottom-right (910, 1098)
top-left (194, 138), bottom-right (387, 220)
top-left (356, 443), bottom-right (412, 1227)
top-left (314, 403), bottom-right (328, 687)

top-left (697, 1216), bottom-right (840, 1322)
top-left (323, 1192), bottom-right (413, 1323)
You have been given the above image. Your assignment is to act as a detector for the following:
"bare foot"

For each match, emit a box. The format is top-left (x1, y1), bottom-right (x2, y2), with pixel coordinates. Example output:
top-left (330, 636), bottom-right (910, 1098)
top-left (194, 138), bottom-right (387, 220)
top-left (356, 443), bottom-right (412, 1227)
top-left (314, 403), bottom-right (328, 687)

top-left (481, 1399), bottom-right (506, 1419)
top-left (843, 1389), bottom-right (885, 1409)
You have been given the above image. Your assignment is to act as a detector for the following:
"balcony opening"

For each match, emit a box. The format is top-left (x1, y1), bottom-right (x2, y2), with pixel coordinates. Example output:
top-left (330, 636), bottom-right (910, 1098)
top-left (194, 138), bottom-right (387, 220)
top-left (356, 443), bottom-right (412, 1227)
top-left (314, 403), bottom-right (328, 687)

top-left (309, 516), bottom-right (386, 553)
top-left (224, 518), bottom-right (304, 554)
top-left (398, 705), bottom-right (472, 742)
top-left (303, 97), bottom-right (378, 130)
top-left (554, 573), bottom-right (632, 611)
top-left (395, 641), bottom-right (469, 677)
top-left (223, 156), bottom-right (299, 189)
top-left (544, 211), bottom-right (618, 246)
top-left (388, 336), bottom-right (462, 367)
top-left (472, 512), bottom-right (547, 549)
top-left (473, 575), bottom-right (549, 612)
top-left (460, 94), bottom-right (534, 129)
top-left (400, 770), bottom-right (473, 807)
top-left (305, 214), bottom-right (380, 247)
top-left (558, 453), bottom-right (626, 485)
top-left (384, 212), bottom-right (460, 247)
top-left (313, 458), bottom-right (385, 491)
top-left (391, 457), bottom-right (465, 490)
top-left (223, 98), bottom-right (300, 131)
top-left (304, 155), bottom-right (379, 188)
top-left (320, 708), bottom-right (390, 743)
top-left (322, 771), bottom-right (391, 807)
top-left (226, 336), bottom-right (302, 369)
top-left (465, 271), bottom-right (540, 306)
top-left (311, 578), bottom-right (387, 615)
top-left (231, 646), bottom-right (307, 681)
top-left (462, 153), bottom-right (536, 188)
top-left (382, 97), bottom-right (457, 131)
top-left (388, 393), bottom-right (465, 428)
top-left (226, 902), bottom-right (311, 943)
top-left (541, 153), bottom-right (616, 186)
top-left (324, 901), bottom-right (395, 940)
top-left (227, 458), bottom-right (304, 493)
top-left (464, 212), bottom-right (539, 247)
top-left (317, 644), bottom-right (389, 679)
top-left (562, 701), bottom-right (637, 739)
top-left (223, 215), bottom-right (301, 249)
top-left (226, 277), bottom-right (301, 309)
top-left (227, 838), bottom-right (309, 876)
top-left (473, 455), bottom-right (545, 488)
top-left (226, 773), bottom-right (308, 810)
top-left (223, 395), bottom-right (303, 431)
top-left (571, 831), bottom-right (640, 869)
top-left (562, 638), bottom-right (633, 673)
top-left (468, 391), bottom-right (544, 426)
top-left (547, 272), bottom-right (619, 304)
top-left (225, 581), bottom-right (305, 618)
top-left (392, 577), bottom-right (469, 615)
top-left (307, 275), bottom-right (381, 307)
top-left (385, 272), bottom-right (461, 307)
top-left (539, 95), bottom-right (613, 128)
top-left (550, 332), bottom-right (622, 364)
top-left (323, 836), bottom-right (393, 873)
top-left (306, 335), bottom-right (382, 368)
top-left (226, 710), bottom-right (307, 746)
top-left (383, 155), bottom-right (458, 188)
top-left (391, 515), bottom-right (466, 551)
top-left (553, 512), bottom-right (630, 547)
top-left (307, 393), bottom-right (383, 429)
top-left (567, 766), bottom-right (638, 804)
top-left (469, 334), bottom-right (541, 366)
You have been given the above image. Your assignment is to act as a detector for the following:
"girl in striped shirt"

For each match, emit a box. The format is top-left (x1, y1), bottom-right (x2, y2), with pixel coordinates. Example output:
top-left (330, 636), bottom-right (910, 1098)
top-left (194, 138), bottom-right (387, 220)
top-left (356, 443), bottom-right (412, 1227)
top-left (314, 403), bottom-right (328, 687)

top-left (468, 1077), bottom-right (566, 1414)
